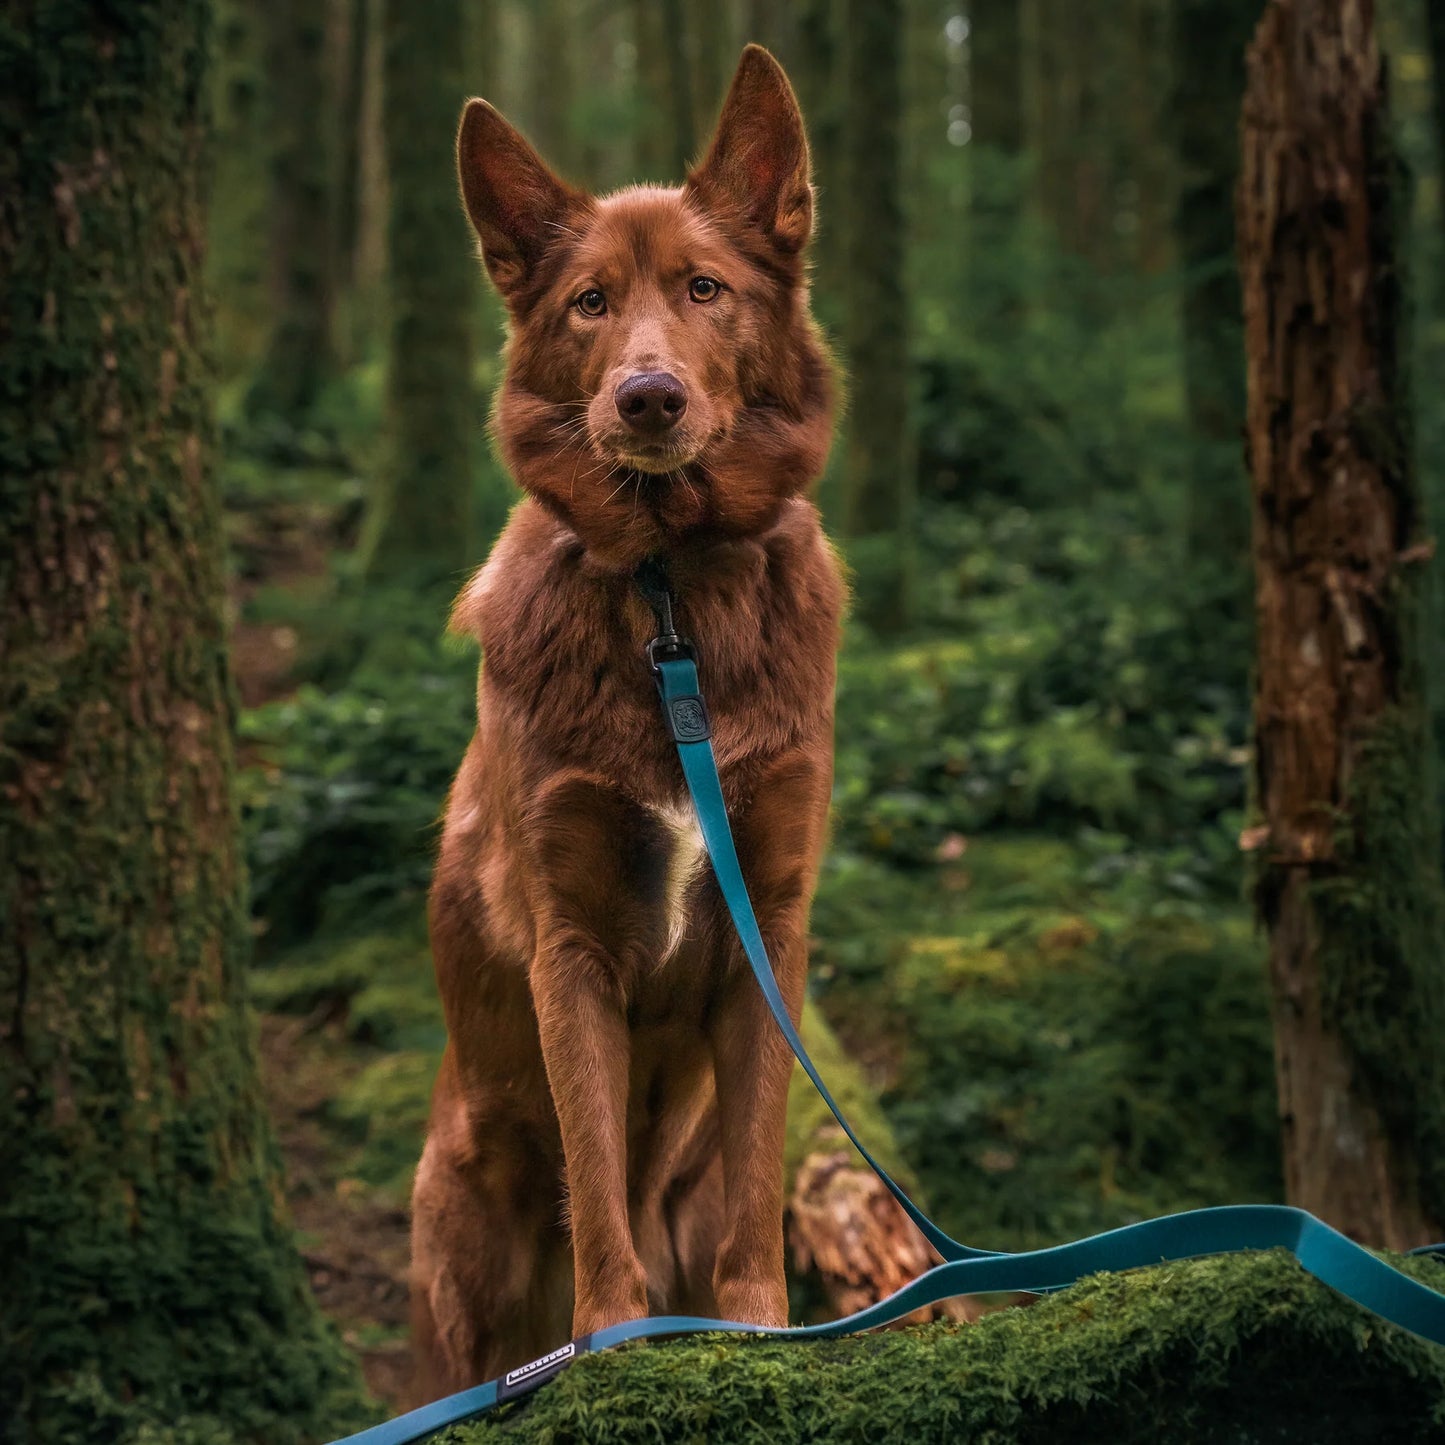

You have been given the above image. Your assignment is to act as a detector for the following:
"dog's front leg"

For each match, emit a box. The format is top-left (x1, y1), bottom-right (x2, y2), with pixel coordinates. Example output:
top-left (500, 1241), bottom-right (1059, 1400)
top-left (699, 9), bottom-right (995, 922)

top-left (530, 941), bottom-right (648, 1336)
top-left (705, 749), bottom-right (833, 1327)
top-left (527, 775), bottom-right (661, 1339)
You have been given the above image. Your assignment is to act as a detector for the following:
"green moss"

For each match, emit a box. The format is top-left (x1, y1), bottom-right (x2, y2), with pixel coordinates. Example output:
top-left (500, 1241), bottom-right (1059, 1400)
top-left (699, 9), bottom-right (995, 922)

top-left (786, 1007), bottom-right (916, 1189)
top-left (1314, 707), bottom-right (1445, 1218)
top-left (435, 1251), bottom-right (1445, 1444)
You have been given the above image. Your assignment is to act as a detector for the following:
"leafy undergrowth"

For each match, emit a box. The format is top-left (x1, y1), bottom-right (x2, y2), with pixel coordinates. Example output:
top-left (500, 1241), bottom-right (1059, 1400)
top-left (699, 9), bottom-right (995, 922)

top-left (810, 834), bottom-right (1279, 1253)
top-left (436, 1252), bottom-right (1445, 1445)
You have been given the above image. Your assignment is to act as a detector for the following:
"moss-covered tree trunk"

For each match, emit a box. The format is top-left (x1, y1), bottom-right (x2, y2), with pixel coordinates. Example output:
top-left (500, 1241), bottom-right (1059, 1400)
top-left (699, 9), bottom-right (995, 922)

top-left (0, 5), bottom-right (369, 1441)
top-left (1238, 0), bottom-right (1445, 1249)
top-left (246, 0), bottom-right (339, 423)
top-left (840, 0), bottom-right (913, 634)
top-left (363, 0), bottom-right (484, 587)
top-left (1174, 0), bottom-right (1256, 567)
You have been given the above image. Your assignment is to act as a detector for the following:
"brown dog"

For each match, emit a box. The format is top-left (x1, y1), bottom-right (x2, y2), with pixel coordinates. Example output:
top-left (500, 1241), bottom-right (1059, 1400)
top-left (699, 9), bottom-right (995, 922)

top-left (410, 46), bottom-right (846, 1400)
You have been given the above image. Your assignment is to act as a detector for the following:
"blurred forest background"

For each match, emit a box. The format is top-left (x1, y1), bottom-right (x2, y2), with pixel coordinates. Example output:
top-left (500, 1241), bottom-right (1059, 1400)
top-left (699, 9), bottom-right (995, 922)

top-left (208, 0), bottom-right (1445, 1403)
top-left (5, 0), bottom-right (1445, 1437)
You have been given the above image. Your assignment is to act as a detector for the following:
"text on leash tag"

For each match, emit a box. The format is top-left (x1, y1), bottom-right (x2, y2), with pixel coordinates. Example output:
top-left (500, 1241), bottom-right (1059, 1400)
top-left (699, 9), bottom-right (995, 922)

top-left (498, 1340), bottom-right (578, 1400)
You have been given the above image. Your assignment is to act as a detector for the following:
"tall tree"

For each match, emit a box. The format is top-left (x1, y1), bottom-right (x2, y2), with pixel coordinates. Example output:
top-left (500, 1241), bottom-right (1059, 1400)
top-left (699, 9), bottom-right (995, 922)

top-left (840, 0), bottom-right (913, 632)
top-left (790, 0), bottom-right (844, 321)
top-left (1238, 0), bottom-right (1445, 1248)
top-left (1174, 0), bottom-right (1258, 566)
top-left (246, 0), bottom-right (339, 422)
top-left (530, 0), bottom-right (579, 179)
top-left (970, 0), bottom-right (1024, 152)
top-left (334, 0), bottom-right (370, 298)
top-left (0, 4), bottom-right (368, 1440)
top-left (363, 0), bottom-right (486, 586)
top-left (630, 0), bottom-right (694, 178)
top-left (1428, 1), bottom-right (1445, 270)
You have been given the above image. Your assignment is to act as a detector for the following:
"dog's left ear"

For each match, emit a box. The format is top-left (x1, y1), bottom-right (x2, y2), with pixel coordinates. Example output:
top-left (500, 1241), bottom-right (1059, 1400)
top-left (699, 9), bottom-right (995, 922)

top-left (686, 45), bottom-right (812, 255)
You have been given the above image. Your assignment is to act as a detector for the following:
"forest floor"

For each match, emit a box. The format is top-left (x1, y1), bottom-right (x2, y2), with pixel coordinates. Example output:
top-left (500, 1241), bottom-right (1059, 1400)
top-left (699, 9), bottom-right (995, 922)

top-left (259, 1014), bottom-right (416, 1407)
top-left (229, 481), bottom-right (419, 1408)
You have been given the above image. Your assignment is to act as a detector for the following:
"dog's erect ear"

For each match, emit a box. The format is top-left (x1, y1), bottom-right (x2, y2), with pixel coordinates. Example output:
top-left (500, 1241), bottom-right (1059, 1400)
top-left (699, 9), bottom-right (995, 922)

top-left (457, 100), bottom-right (583, 298)
top-left (686, 45), bottom-right (812, 254)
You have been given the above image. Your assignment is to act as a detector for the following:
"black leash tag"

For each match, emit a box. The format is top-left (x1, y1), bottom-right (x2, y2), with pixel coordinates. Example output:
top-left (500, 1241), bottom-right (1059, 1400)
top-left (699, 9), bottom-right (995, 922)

top-left (665, 693), bottom-right (711, 742)
top-left (497, 1338), bottom-right (586, 1402)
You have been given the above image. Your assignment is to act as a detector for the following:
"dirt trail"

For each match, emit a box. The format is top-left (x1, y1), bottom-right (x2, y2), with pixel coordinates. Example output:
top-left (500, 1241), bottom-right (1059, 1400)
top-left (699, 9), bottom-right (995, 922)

top-left (260, 1014), bottom-right (415, 1407)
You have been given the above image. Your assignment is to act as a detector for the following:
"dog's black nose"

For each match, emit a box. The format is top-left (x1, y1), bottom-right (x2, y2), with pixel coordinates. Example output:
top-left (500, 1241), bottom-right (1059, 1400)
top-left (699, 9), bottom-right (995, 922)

top-left (615, 371), bottom-right (687, 435)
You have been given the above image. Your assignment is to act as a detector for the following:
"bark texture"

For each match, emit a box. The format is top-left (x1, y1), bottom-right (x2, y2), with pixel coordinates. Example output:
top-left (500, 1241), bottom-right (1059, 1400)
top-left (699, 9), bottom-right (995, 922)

top-left (789, 1150), bottom-right (979, 1325)
top-left (1174, 0), bottom-right (1257, 564)
top-left (363, 0), bottom-right (484, 586)
top-left (840, 0), bottom-right (913, 632)
top-left (0, 3), bottom-right (368, 1440)
top-left (1238, 0), bottom-right (1445, 1248)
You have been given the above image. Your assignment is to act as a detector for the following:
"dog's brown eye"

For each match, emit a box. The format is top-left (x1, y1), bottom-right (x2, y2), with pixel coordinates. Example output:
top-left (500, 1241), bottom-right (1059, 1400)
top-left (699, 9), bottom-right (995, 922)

top-left (688, 276), bottom-right (721, 303)
top-left (576, 289), bottom-right (607, 317)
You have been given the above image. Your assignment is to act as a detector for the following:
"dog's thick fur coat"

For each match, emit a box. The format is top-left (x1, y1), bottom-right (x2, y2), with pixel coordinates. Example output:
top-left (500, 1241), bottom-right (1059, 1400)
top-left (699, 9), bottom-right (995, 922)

top-left (410, 46), bottom-right (847, 1399)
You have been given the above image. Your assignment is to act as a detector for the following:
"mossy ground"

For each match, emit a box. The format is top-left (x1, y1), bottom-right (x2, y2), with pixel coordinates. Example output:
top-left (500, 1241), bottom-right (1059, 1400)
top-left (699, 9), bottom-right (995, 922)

top-left (435, 1252), bottom-right (1445, 1445)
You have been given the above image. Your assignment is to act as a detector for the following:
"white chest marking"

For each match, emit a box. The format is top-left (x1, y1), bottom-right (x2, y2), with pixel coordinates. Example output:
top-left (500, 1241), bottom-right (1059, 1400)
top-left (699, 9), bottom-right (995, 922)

top-left (651, 798), bottom-right (708, 964)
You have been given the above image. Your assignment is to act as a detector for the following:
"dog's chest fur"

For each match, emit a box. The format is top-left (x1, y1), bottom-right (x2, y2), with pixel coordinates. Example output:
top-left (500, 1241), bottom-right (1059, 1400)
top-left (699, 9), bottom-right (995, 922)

top-left (647, 796), bottom-right (709, 965)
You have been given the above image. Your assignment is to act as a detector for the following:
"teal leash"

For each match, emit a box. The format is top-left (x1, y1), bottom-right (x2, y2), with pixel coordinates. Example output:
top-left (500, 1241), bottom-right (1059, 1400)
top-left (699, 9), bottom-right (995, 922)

top-left (327, 566), bottom-right (1445, 1445)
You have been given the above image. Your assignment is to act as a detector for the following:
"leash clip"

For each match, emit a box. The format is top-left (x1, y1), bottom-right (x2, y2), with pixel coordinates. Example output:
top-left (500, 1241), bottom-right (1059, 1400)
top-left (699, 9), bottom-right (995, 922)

top-left (646, 631), bottom-right (695, 679)
top-left (634, 554), bottom-right (698, 680)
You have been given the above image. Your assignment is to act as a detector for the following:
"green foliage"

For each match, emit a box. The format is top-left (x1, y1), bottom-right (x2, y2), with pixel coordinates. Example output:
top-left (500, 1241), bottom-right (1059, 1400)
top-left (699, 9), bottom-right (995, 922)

top-left (833, 497), bottom-right (1249, 873)
top-left (811, 837), bottom-right (1278, 1253)
top-left (438, 1252), bottom-right (1445, 1444)
top-left (1313, 707), bottom-right (1445, 1218)
top-left (239, 656), bottom-right (475, 945)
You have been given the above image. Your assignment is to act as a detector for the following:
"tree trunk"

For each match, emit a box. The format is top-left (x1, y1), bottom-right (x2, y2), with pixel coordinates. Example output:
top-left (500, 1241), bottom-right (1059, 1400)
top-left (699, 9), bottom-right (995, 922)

top-left (689, 0), bottom-right (732, 155)
top-left (659, 0), bottom-right (697, 175)
top-left (0, 4), bottom-right (368, 1440)
top-left (840, 0), bottom-right (913, 633)
top-left (530, 0), bottom-right (578, 178)
top-left (791, 0), bottom-right (844, 326)
top-left (1174, 0), bottom-right (1258, 567)
top-left (1238, 0), bottom-right (1445, 1249)
top-left (334, 0), bottom-right (370, 297)
top-left (970, 0), bottom-right (1024, 152)
top-left (247, 0), bottom-right (339, 423)
top-left (1428, 2), bottom-right (1445, 281)
top-left (364, 0), bottom-right (486, 586)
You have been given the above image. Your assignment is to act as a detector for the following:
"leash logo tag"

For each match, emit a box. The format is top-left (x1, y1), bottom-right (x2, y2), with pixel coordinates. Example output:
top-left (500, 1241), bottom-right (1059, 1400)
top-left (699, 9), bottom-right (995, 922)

top-left (667, 694), bottom-right (711, 742)
top-left (499, 1341), bottom-right (577, 1400)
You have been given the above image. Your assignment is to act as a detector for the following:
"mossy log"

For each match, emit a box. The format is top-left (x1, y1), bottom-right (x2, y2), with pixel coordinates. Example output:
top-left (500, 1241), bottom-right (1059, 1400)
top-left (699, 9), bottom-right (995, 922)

top-left (437, 1251), bottom-right (1445, 1444)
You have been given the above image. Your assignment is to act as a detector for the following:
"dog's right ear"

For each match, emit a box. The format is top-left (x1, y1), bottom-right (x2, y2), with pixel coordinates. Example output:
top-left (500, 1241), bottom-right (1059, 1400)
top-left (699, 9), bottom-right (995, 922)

top-left (457, 100), bottom-right (583, 300)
